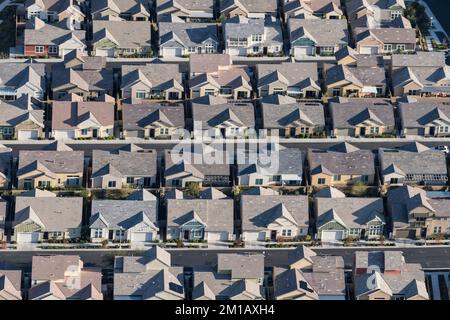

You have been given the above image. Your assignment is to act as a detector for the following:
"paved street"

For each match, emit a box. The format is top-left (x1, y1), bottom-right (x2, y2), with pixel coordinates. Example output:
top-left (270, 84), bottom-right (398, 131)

top-left (3, 138), bottom-right (450, 157)
top-left (1, 246), bottom-right (450, 271)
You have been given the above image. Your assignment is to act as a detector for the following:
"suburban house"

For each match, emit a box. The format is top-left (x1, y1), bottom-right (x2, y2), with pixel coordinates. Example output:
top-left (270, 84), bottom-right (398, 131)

top-left (349, 11), bottom-right (411, 32)
top-left (156, 0), bottom-right (214, 22)
top-left (166, 188), bottom-right (234, 242)
top-left (288, 18), bottom-right (348, 59)
top-left (219, 0), bottom-right (278, 19)
top-left (282, 0), bottom-right (344, 20)
top-left (307, 142), bottom-right (376, 187)
top-left (324, 63), bottom-right (387, 97)
top-left (329, 97), bottom-right (396, 137)
top-left (92, 20), bottom-right (152, 57)
top-left (91, 0), bottom-right (151, 21)
top-left (379, 142), bottom-right (448, 186)
top-left (346, 0), bottom-right (406, 22)
top-left (51, 52), bottom-right (114, 101)
top-left (0, 62), bottom-right (46, 100)
top-left (391, 52), bottom-right (450, 97)
top-left (29, 255), bottom-right (103, 300)
top-left (398, 98), bottom-right (450, 137)
top-left (25, 0), bottom-right (86, 29)
top-left (192, 253), bottom-right (265, 300)
top-left (120, 64), bottom-right (184, 102)
top-left (241, 194), bottom-right (309, 242)
top-left (189, 55), bottom-right (252, 100)
top-left (91, 147), bottom-right (157, 189)
top-left (164, 147), bottom-right (232, 187)
top-left (122, 103), bottom-right (185, 139)
top-left (223, 16), bottom-right (283, 57)
top-left (17, 147), bottom-right (84, 189)
top-left (113, 247), bottom-right (185, 300)
top-left (13, 190), bottom-right (83, 243)
top-left (89, 189), bottom-right (159, 243)
top-left (0, 269), bottom-right (22, 300)
top-left (335, 45), bottom-right (385, 68)
top-left (237, 148), bottom-right (304, 186)
top-left (51, 101), bottom-right (115, 139)
top-left (315, 195), bottom-right (386, 241)
top-left (24, 18), bottom-right (87, 57)
top-left (260, 95), bottom-right (326, 138)
top-left (159, 21), bottom-right (219, 57)
top-left (354, 28), bottom-right (416, 55)
top-left (387, 186), bottom-right (450, 239)
top-left (191, 98), bottom-right (255, 138)
top-left (0, 97), bottom-right (45, 140)
top-left (0, 145), bottom-right (12, 189)
top-left (353, 251), bottom-right (429, 300)
top-left (274, 248), bottom-right (346, 300)
top-left (256, 63), bottom-right (320, 98)
top-left (0, 198), bottom-right (7, 241)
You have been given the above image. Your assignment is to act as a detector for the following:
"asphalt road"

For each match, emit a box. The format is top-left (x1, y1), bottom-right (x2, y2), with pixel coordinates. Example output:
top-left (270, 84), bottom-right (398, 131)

top-left (3, 139), bottom-right (450, 157)
top-left (1, 246), bottom-right (450, 271)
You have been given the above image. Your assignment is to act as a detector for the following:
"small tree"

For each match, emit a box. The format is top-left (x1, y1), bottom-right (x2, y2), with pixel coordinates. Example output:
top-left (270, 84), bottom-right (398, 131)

top-left (350, 181), bottom-right (367, 197)
top-left (176, 239), bottom-right (184, 248)
top-left (101, 240), bottom-right (109, 248)
top-left (232, 186), bottom-right (242, 197)
top-left (185, 182), bottom-right (201, 198)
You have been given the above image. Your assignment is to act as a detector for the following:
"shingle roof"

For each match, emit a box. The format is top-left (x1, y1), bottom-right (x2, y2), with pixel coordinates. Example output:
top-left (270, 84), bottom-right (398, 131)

top-left (159, 22), bottom-right (218, 47)
top-left (329, 98), bottom-right (395, 129)
top-left (379, 143), bottom-right (447, 176)
top-left (24, 18), bottom-right (86, 46)
top-left (14, 193), bottom-right (83, 231)
top-left (241, 195), bottom-right (309, 232)
top-left (121, 64), bottom-right (182, 91)
top-left (289, 18), bottom-right (348, 47)
top-left (308, 143), bottom-right (375, 176)
top-left (399, 101), bottom-right (450, 129)
top-left (189, 54), bottom-right (231, 74)
top-left (167, 198), bottom-right (234, 233)
top-left (18, 150), bottom-right (84, 176)
top-left (0, 63), bottom-right (45, 93)
top-left (93, 20), bottom-right (151, 48)
top-left (0, 98), bottom-right (44, 127)
top-left (316, 197), bottom-right (385, 229)
top-left (122, 103), bottom-right (185, 131)
top-left (224, 16), bottom-right (283, 47)
top-left (261, 101), bottom-right (325, 129)
top-left (391, 52), bottom-right (446, 68)
top-left (52, 101), bottom-right (115, 130)
top-left (257, 63), bottom-right (319, 88)
top-left (92, 149), bottom-right (157, 178)
top-left (191, 101), bottom-right (255, 129)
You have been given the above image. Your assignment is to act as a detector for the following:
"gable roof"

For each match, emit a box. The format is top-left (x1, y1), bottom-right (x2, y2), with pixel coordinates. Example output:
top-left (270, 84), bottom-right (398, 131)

top-left (289, 18), bottom-right (348, 47)
top-left (92, 20), bottom-right (151, 48)
top-left (159, 21), bottom-right (218, 47)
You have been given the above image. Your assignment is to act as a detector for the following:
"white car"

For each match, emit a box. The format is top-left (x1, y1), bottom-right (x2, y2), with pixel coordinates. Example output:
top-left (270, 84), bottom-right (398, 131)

top-left (434, 145), bottom-right (450, 154)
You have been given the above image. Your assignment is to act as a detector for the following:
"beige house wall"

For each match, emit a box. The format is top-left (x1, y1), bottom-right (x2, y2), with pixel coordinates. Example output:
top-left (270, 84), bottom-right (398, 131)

top-left (17, 171), bottom-right (83, 189)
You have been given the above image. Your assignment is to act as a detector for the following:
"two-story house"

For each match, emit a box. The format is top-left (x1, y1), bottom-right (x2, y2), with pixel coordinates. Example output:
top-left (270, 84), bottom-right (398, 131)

top-left (282, 0), bottom-right (344, 20)
top-left (91, 0), bottom-right (151, 21)
top-left (0, 62), bottom-right (46, 100)
top-left (25, 0), bottom-right (85, 29)
top-left (223, 16), bottom-right (283, 57)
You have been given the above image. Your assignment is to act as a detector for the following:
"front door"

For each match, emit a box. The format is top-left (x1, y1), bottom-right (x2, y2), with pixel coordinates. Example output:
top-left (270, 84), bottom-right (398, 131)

top-left (360, 127), bottom-right (366, 136)
top-left (92, 129), bottom-right (98, 138)
top-left (263, 47), bottom-right (268, 55)
top-left (183, 230), bottom-right (190, 240)
top-left (429, 127), bottom-right (436, 136)
top-left (271, 230), bottom-right (277, 241)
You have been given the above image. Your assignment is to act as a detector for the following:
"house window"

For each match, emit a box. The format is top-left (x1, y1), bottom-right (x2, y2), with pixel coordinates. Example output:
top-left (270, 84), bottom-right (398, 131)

top-left (136, 91), bottom-right (146, 99)
top-left (439, 126), bottom-right (449, 133)
top-left (434, 226), bottom-right (442, 234)
top-left (35, 46), bottom-right (44, 53)
top-left (188, 47), bottom-right (196, 53)
top-left (361, 175), bottom-right (369, 182)
top-left (251, 34), bottom-right (262, 42)
top-left (368, 225), bottom-right (382, 236)
top-left (333, 175), bottom-right (341, 181)
top-left (318, 178), bottom-right (326, 185)
top-left (168, 92), bottom-right (179, 100)
top-left (370, 127), bottom-right (380, 134)
top-left (38, 181), bottom-right (50, 188)
top-left (272, 175), bottom-right (281, 182)
top-left (349, 228), bottom-right (360, 236)
top-left (390, 178), bottom-right (399, 184)
top-left (193, 229), bottom-right (203, 238)
top-left (48, 46), bottom-right (58, 54)
top-left (396, 44), bottom-right (406, 51)
top-left (219, 86), bottom-right (232, 95)
top-left (408, 90), bottom-right (419, 95)
top-left (159, 128), bottom-right (169, 135)
top-left (253, 46), bottom-right (259, 53)
top-left (255, 178), bottom-right (263, 185)
top-left (282, 229), bottom-right (292, 237)
top-left (204, 43), bottom-right (214, 53)
top-left (108, 181), bottom-right (116, 188)
top-left (94, 229), bottom-right (103, 238)
top-left (81, 129), bottom-right (88, 135)
top-left (126, 177), bottom-right (135, 184)
top-left (205, 89), bottom-right (215, 95)
top-left (383, 44), bottom-right (392, 52)
top-left (3, 127), bottom-right (13, 135)
top-left (391, 11), bottom-right (402, 19)
top-left (115, 229), bottom-right (125, 237)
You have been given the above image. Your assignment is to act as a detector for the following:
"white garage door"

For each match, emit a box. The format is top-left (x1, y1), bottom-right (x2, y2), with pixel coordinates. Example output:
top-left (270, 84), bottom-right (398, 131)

top-left (244, 232), bottom-right (265, 242)
top-left (208, 232), bottom-right (229, 242)
top-left (227, 47), bottom-right (246, 56)
top-left (130, 232), bottom-right (152, 242)
top-left (321, 230), bottom-right (344, 241)
top-left (95, 48), bottom-right (115, 57)
top-left (360, 46), bottom-right (378, 54)
top-left (18, 130), bottom-right (38, 140)
top-left (53, 130), bottom-right (75, 140)
top-left (294, 46), bottom-right (314, 57)
top-left (17, 232), bottom-right (40, 243)
top-left (163, 47), bottom-right (183, 57)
